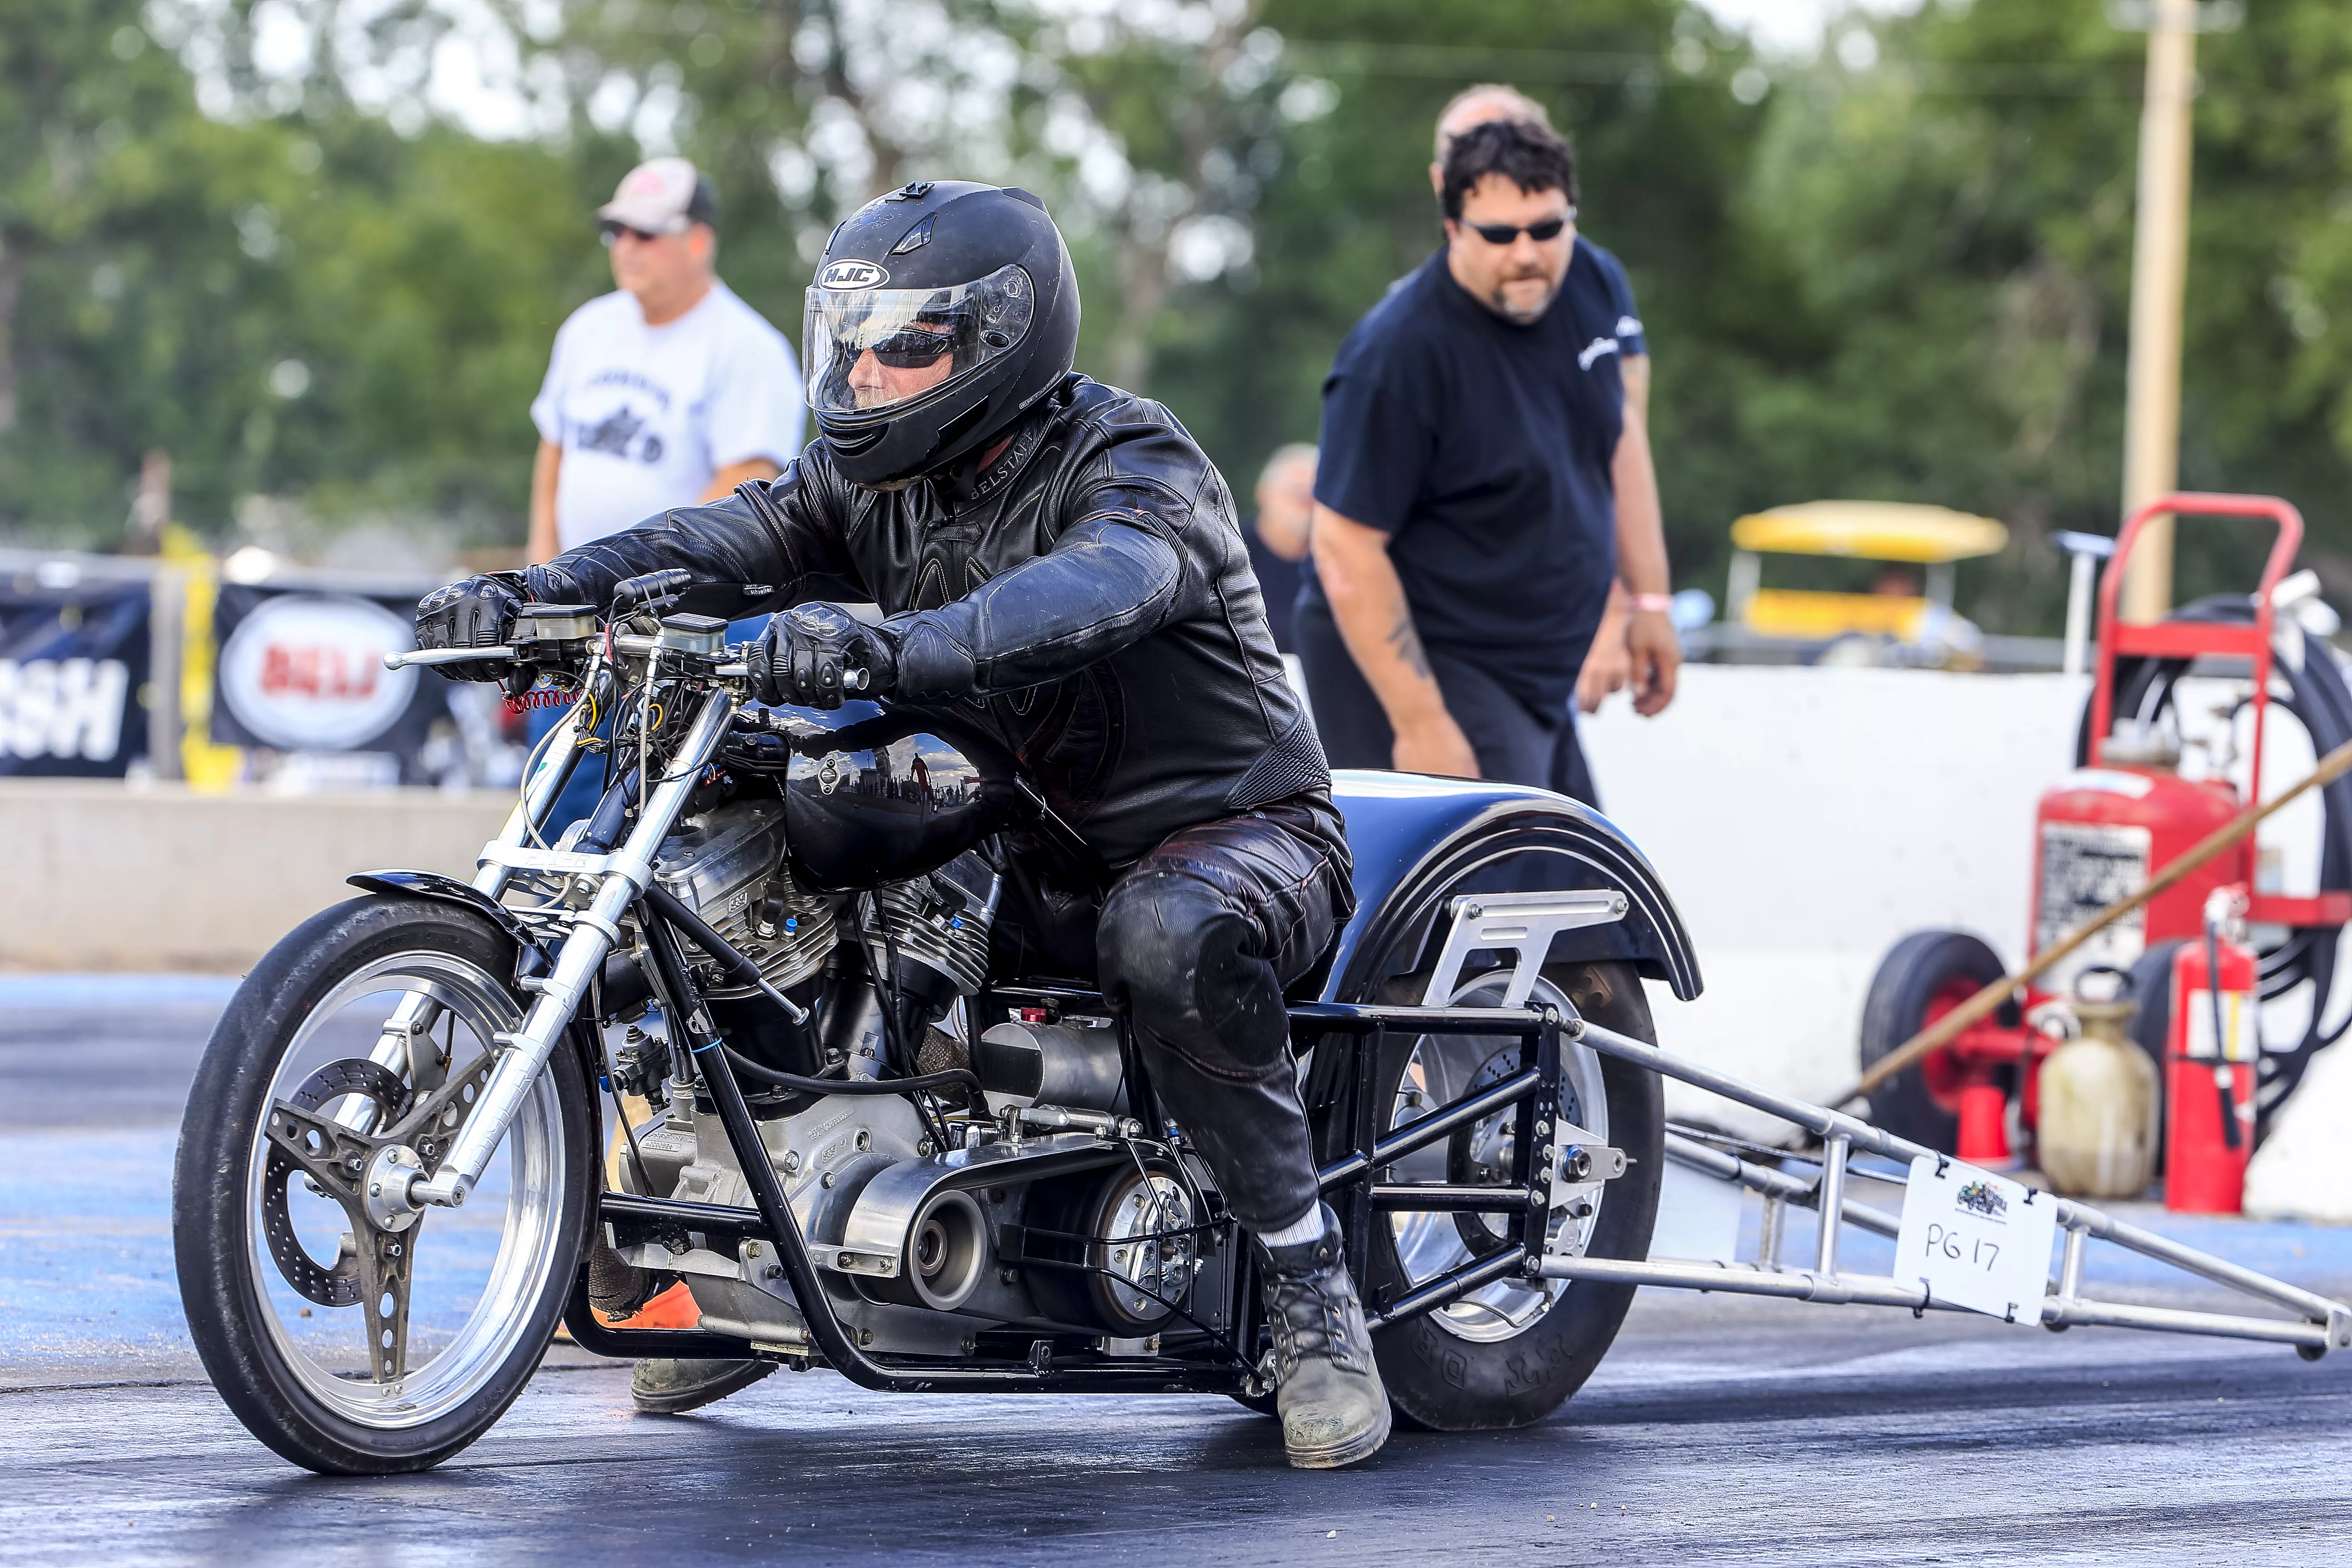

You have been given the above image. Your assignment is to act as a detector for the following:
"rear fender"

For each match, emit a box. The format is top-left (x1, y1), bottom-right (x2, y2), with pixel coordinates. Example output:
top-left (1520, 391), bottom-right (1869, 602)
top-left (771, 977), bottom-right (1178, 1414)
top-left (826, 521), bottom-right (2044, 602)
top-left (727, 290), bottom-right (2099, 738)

top-left (1323, 772), bottom-right (1701, 1004)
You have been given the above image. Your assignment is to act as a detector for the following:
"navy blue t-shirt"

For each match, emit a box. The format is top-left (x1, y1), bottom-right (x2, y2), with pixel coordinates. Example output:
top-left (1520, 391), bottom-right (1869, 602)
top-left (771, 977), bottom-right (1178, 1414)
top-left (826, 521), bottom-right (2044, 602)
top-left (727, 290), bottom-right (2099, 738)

top-left (1307, 240), bottom-right (1644, 715)
top-left (1245, 526), bottom-right (1303, 653)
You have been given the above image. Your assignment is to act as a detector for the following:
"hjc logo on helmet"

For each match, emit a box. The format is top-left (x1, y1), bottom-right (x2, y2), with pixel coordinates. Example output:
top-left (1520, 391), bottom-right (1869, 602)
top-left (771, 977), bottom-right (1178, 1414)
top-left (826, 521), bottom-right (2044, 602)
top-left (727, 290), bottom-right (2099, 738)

top-left (821, 260), bottom-right (889, 289)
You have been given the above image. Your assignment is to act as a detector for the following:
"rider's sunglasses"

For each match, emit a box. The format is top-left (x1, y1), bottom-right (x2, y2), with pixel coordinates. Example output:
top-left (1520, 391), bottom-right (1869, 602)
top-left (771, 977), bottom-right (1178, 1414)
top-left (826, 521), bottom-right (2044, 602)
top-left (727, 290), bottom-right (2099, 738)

top-left (599, 221), bottom-right (663, 247)
top-left (1465, 214), bottom-right (1573, 245)
top-left (864, 327), bottom-right (958, 369)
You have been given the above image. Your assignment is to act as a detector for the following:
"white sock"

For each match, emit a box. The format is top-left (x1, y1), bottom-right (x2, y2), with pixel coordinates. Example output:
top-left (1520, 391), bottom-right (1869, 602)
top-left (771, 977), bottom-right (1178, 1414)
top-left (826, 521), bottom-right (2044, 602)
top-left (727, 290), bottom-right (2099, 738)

top-left (1258, 1205), bottom-right (1327, 1248)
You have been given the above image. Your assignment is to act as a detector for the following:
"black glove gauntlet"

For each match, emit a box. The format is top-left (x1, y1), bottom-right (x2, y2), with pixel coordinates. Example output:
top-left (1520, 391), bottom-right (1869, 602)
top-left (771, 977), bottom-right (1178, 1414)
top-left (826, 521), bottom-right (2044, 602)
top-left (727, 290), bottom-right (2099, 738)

top-left (748, 603), bottom-right (899, 710)
top-left (414, 573), bottom-right (526, 683)
top-left (414, 564), bottom-right (589, 684)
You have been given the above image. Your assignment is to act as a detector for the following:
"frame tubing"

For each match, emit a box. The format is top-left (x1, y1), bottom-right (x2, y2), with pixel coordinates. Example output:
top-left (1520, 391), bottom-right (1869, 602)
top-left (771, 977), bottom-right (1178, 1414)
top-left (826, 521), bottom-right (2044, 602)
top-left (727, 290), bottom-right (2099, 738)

top-left (1813, 1136), bottom-right (1850, 1277)
top-left (1347, 1024), bottom-right (1384, 1282)
top-left (1517, 1014), bottom-right (1563, 1259)
top-left (1316, 1068), bottom-right (1541, 1190)
top-left (1369, 1247), bottom-right (1531, 1329)
top-left (1581, 1013), bottom-right (2348, 1338)
top-left (1665, 1132), bottom-right (1901, 1242)
top-left (1372, 1185), bottom-right (1541, 1214)
top-left (1529, 1254), bottom-right (2325, 1348)
top-left (602, 1189), bottom-right (768, 1244)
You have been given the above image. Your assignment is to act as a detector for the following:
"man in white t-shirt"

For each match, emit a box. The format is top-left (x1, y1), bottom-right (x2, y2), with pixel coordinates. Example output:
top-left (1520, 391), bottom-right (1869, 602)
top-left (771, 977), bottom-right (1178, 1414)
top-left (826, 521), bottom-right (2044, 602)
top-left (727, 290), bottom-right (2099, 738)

top-left (521, 158), bottom-right (805, 838)
top-left (527, 157), bottom-right (804, 563)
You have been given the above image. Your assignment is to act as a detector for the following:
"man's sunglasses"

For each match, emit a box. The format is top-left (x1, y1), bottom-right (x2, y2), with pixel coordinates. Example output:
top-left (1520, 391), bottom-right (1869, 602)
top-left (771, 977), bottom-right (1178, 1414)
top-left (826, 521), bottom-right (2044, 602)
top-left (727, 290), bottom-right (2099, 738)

top-left (861, 327), bottom-right (958, 368)
top-left (1464, 215), bottom-right (1572, 245)
top-left (599, 221), bottom-right (669, 246)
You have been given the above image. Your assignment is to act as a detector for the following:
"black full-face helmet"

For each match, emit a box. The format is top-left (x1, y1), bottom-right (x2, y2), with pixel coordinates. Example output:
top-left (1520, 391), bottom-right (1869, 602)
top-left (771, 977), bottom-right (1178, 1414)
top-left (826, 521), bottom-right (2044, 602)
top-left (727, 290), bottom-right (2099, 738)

top-left (804, 181), bottom-right (1080, 489)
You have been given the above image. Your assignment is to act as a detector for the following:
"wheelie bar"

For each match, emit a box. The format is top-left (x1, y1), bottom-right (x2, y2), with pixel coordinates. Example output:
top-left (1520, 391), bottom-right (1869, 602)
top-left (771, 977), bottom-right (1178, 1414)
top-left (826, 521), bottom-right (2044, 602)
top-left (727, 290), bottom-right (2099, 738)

top-left (1542, 1009), bottom-right (2352, 1357)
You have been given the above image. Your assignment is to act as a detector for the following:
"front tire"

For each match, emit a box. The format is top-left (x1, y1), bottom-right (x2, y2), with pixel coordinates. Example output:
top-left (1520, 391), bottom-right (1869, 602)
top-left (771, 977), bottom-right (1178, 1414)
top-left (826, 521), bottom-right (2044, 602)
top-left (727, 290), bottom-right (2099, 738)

top-left (1360, 960), bottom-right (1665, 1432)
top-left (173, 895), bottom-right (596, 1474)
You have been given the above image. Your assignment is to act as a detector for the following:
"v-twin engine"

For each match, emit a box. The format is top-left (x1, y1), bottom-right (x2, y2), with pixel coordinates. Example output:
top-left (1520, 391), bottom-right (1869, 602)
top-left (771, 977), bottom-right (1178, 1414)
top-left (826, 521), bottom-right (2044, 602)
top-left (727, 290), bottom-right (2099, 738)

top-left (608, 798), bottom-right (1228, 1360)
top-left (613, 1022), bottom-right (1222, 1359)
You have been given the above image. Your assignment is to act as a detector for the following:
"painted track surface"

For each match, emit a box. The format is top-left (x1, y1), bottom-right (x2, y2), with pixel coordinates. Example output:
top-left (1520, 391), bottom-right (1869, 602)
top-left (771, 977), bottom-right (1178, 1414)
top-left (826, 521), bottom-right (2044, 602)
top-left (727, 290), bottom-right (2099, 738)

top-left (9, 977), bottom-right (2352, 1565)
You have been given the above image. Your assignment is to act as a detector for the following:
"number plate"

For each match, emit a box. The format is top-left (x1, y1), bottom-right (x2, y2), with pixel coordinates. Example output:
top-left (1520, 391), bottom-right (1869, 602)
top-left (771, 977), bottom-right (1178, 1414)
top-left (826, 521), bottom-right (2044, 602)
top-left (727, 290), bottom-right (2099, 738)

top-left (1895, 1157), bottom-right (2058, 1325)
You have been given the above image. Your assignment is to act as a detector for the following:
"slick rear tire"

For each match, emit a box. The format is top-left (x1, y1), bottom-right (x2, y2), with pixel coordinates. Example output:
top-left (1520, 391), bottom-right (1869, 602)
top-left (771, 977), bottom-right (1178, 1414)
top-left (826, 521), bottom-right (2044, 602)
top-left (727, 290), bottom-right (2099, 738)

top-left (1859, 930), bottom-right (2008, 1153)
top-left (173, 895), bottom-right (596, 1475)
top-left (1360, 960), bottom-right (1664, 1433)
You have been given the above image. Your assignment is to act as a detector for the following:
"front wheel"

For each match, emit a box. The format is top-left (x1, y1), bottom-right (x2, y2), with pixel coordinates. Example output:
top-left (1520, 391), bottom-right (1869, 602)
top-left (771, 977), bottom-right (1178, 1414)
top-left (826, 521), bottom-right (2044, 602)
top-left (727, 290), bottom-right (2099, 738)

top-left (1362, 959), bottom-right (1664, 1432)
top-left (172, 895), bottom-right (596, 1474)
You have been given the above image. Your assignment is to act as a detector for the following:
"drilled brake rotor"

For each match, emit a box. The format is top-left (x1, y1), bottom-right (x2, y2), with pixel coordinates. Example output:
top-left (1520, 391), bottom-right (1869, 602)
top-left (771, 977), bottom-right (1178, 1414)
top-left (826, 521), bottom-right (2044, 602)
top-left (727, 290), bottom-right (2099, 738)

top-left (260, 1058), bottom-right (413, 1307)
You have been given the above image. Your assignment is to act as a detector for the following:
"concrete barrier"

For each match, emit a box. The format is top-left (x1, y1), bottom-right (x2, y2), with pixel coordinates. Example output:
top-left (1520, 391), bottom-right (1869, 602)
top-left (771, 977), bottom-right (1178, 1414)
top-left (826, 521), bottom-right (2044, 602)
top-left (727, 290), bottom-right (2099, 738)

top-left (1, 781), bottom-right (512, 972)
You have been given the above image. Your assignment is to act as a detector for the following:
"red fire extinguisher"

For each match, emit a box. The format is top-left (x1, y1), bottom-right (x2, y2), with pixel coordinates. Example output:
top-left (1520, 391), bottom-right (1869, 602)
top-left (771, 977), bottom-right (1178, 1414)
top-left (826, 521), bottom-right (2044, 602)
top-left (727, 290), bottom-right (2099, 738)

top-left (2165, 888), bottom-right (2259, 1213)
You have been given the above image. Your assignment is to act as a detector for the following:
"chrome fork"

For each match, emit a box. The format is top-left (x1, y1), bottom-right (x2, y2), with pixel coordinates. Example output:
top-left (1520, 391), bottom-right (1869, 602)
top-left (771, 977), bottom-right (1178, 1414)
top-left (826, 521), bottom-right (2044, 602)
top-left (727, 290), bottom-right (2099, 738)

top-left (334, 706), bottom-right (592, 1133)
top-left (397, 688), bottom-right (736, 1211)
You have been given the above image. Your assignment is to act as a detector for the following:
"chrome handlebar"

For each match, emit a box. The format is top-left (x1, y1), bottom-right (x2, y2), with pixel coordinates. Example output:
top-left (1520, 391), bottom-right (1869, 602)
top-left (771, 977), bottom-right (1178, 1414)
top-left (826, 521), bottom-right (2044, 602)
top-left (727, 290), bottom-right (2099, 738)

top-left (384, 647), bottom-right (515, 671)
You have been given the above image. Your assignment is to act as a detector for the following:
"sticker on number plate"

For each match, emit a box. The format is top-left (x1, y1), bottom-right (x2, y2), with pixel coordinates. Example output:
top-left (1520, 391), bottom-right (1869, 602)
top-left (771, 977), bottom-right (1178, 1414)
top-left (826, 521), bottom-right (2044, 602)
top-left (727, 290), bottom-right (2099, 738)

top-left (1895, 1157), bottom-right (2059, 1325)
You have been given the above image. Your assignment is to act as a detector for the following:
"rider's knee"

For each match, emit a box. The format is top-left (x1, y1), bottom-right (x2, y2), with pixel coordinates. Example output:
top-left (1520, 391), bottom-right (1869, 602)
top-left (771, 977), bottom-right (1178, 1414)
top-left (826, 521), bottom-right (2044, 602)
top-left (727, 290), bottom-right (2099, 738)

top-left (1098, 873), bottom-right (1281, 1069)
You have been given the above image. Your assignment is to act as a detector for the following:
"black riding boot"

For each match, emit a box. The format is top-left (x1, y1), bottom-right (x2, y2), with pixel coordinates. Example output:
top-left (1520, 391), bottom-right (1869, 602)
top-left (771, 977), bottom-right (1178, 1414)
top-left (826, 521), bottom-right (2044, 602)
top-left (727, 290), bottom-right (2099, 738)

top-left (1254, 1203), bottom-right (1392, 1469)
top-left (631, 1357), bottom-right (774, 1414)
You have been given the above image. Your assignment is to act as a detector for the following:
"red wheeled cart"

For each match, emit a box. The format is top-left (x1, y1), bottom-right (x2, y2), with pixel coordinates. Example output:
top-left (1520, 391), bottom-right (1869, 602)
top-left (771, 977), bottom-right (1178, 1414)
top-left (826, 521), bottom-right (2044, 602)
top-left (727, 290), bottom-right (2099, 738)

top-left (1860, 493), bottom-right (2352, 1191)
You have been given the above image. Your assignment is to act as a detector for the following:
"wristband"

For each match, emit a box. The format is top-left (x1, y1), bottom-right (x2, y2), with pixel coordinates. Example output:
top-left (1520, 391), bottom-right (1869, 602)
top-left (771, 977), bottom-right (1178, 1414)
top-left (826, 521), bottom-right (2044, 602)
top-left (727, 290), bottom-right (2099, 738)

top-left (1628, 592), bottom-right (1674, 615)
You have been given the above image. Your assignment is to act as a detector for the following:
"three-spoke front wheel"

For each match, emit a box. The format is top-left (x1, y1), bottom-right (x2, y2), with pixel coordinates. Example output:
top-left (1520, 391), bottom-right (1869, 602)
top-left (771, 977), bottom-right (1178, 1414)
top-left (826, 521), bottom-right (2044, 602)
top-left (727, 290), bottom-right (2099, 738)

top-left (173, 896), bottom-right (595, 1474)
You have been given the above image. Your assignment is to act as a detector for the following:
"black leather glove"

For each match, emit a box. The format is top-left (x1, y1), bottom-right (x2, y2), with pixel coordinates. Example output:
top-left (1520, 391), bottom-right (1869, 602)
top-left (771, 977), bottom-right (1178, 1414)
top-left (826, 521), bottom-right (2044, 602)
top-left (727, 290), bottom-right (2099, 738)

top-left (747, 603), bottom-right (899, 710)
top-left (414, 573), bottom-right (527, 683)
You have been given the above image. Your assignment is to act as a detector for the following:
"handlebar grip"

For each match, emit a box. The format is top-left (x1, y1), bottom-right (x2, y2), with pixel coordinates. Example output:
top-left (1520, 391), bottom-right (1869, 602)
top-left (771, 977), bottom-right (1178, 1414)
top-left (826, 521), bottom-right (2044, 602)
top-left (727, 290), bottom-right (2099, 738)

top-left (845, 666), bottom-right (871, 692)
top-left (612, 568), bottom-right (695, 612)
top-left (385, 647), bottom-right (516, 671)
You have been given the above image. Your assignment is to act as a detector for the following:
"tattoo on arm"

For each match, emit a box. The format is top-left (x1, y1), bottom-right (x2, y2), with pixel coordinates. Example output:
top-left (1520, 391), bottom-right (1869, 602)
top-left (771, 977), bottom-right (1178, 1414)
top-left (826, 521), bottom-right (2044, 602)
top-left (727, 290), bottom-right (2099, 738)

top-left (1385, 606), bottom-right (1432, 681)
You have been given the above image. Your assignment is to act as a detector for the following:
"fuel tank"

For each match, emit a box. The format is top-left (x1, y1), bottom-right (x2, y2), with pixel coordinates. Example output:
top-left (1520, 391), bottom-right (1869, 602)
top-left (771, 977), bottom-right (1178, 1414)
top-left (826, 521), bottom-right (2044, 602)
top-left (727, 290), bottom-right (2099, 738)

top-left (766, 703), bottom-right (1020, 891)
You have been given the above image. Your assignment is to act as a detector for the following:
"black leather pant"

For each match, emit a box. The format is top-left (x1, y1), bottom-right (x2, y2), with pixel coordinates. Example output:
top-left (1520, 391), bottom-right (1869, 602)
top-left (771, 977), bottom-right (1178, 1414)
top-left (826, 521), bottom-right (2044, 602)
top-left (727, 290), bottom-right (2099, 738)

top-left (1094, 793), bottom-right (1354, 1233)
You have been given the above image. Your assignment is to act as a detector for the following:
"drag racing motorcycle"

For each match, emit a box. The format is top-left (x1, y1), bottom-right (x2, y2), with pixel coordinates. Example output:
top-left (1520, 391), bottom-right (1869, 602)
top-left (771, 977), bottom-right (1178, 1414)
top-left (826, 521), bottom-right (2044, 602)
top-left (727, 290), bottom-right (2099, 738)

top-left (172, 572), bottom-right (1701, 1473)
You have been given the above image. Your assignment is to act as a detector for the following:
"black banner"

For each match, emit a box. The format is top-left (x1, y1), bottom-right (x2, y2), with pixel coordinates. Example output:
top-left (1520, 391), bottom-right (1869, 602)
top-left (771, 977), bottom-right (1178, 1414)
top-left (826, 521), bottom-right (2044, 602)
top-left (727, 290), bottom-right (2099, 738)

top-left (0, 572), bottom-right (151, 778)
top-left (211, 582), bottom-right (452, 784)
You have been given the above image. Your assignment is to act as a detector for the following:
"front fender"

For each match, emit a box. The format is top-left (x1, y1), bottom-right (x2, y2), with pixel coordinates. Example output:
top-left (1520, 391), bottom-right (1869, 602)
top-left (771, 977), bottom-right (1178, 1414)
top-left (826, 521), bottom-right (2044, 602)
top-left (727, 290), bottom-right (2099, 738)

top-left (346, 869), bottom-right (546, 969)
top-left (1323, 771), bottom-right (1701, 1004)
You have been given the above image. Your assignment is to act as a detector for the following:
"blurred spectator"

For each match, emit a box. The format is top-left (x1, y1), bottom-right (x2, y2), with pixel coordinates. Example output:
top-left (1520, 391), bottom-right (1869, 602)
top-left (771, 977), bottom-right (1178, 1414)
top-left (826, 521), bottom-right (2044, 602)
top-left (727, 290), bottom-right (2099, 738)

top-left (119, 450), bottom-right (172, 556)
top-left (1248, 443), bottom-right (1317, 654)
top-left (526, 157), bottom-right (804, 564)
top-left (1300, 115), bottom-right (1677, 798)
top-left (524, 157), bottom-right (804, 823)
top-left (1427, 88), bottom-right (1670, 750)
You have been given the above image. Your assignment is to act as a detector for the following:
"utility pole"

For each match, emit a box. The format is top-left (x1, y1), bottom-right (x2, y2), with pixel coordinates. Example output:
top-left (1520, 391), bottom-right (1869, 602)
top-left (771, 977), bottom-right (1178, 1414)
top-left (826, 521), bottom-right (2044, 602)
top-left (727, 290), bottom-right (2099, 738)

top-left (2113, 0), bottom-right (2239, 622)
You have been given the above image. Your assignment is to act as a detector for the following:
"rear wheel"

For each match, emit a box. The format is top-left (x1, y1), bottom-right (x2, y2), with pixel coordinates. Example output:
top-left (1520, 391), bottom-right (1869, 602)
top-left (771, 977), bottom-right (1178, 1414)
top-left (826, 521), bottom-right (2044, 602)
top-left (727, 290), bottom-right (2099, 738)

top-left (1859, 930), bottom-right (2007, 1152)
top-left (1361, 960), bottom-right (1664, 1432)
top-left (173, 895), bottom-right (595, 1475)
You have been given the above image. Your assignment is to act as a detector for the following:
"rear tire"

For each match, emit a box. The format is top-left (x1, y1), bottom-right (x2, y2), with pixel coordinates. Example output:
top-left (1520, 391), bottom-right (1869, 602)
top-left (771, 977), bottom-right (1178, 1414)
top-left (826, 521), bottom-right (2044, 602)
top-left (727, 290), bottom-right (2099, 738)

top-left (1360, 960), bottom-right (1664, 1432)
top-left (173, 895), bottom-right (596, 1475)
top-left (1859, 930), bottom-right (2007, 1152)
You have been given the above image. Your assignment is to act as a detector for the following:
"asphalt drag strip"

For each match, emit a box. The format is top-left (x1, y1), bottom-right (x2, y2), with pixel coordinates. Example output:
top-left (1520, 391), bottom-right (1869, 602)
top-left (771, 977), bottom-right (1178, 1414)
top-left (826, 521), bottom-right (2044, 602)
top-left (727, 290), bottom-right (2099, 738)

top-left (8, 976), bottom-right (2352, 1565)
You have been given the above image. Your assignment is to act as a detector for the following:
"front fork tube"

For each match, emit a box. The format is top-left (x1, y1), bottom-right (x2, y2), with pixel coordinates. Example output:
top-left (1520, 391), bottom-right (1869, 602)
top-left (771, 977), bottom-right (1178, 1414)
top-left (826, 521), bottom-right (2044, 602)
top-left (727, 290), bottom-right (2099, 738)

top-left (343, 708), bottom-right (593, 1134)
top-left (408, 691), bottom-right (734, 1209)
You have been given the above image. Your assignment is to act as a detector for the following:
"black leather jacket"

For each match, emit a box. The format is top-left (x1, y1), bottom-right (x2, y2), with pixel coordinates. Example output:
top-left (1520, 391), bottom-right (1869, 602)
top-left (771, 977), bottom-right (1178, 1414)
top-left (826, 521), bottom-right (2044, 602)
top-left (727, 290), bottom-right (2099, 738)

top-left (544, 374), bottom-right (1336, 867)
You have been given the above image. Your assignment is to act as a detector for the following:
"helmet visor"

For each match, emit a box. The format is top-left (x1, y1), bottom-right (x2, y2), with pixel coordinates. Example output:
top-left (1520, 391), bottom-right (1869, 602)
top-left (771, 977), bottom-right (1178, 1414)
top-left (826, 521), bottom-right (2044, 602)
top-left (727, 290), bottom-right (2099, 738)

top-left (804, 263), bottom-right (1035, 421)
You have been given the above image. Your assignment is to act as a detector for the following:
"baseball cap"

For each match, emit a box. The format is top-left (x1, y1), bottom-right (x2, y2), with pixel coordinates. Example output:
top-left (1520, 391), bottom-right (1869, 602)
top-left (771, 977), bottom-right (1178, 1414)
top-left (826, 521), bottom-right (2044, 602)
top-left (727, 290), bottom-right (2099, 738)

top-left (596, 157), bottom-right (719, 235)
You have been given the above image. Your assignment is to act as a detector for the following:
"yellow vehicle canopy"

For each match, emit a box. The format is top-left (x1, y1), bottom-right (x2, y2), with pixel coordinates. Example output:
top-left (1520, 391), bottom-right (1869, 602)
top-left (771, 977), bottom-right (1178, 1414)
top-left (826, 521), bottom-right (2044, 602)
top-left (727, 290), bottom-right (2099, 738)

top-left (1730, 501), bottom-right (2008, 564)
